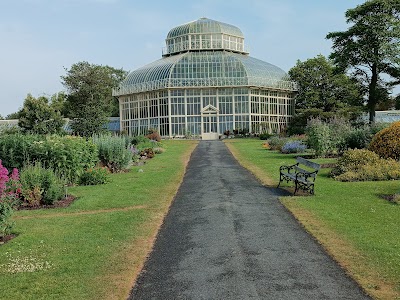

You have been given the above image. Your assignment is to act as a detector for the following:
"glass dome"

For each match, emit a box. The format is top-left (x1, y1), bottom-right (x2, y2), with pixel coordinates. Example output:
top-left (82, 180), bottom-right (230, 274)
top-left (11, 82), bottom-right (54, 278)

top-left (115, 52), bottom-right (295, 96)
top-left (164, 18), bottom-right (248, 56)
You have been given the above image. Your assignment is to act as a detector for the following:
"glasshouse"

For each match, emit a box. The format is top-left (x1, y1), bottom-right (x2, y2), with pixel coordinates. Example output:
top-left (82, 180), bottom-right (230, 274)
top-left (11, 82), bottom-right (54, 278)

top-left (114, 18), bottom-right (297, 139)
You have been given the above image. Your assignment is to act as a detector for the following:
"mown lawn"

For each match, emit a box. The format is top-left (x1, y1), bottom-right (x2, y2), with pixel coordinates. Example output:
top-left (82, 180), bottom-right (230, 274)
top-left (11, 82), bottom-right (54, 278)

top-left (0, 140), bottom-right (197, 300)
top-left (225, 139), bottom-right (400, 300)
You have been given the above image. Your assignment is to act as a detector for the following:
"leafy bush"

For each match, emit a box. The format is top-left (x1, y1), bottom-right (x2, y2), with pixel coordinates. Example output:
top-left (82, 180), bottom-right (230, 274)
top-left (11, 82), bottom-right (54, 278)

top-left (0, 201), bottom-right (14, 238)
top-left (306, 118), bottom-right (333, 156)
top-left (136, 139), bottom-right (161, 151)
top-left (93, 134), bottom-right (132, 173)
top-left (369, 121), bottom-right (400, 160)
top-left (79, 167), bottom-right (109, 186)
top-left (335, 160), bottom-right (400, 182)
top-left (331, 149), bottom-right (400, 181)
top-left (259, 133), bottom-right (273, 140)
top-left (331, 149), bottom-right (381, 177)
top-left (0, 134), bottom-right (98, 183)
top-left (0, 133), bottom-right (42, 169)
top-left (267, 136), bottom-right (287, 151)
top-left (30, 135), bottom-right (98, 183)
top-left (131, 136), bottom-right (150, 146)
top-left (20, 163), bottom-right (65, 206)
top-left (281, 141), bottom-right (307, 154)
top-left (343, 127), bottom-right (371, 150)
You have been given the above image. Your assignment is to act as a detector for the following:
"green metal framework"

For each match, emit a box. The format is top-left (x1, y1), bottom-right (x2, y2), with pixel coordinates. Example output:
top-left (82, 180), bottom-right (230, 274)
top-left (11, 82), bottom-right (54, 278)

top-left (114, 17), bottom-right (297, 138)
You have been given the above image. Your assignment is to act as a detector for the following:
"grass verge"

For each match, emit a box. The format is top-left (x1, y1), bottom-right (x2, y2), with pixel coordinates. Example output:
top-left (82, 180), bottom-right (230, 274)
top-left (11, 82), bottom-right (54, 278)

top-left (0, 140), bottom-right (197, 300)
top-left (225, 139), bottom-right (400, 300)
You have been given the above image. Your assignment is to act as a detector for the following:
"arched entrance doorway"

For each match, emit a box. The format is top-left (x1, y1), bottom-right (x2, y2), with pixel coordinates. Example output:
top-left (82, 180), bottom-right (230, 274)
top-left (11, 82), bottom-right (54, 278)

top-left (201, 104), bottom-right (219, 140)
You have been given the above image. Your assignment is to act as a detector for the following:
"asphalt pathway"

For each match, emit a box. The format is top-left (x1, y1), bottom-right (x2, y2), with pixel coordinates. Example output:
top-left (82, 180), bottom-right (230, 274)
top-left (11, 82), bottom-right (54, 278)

top-left (129, 141), bottom-right (370, 300)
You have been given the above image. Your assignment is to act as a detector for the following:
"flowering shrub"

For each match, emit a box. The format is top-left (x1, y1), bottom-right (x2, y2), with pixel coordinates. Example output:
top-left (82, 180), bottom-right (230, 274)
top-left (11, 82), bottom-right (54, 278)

top-left (79, 167), bottom-right (109, 186)
top-left (20, 163), bottom-right (65, 206)
top-left (281, 141), bottom-right (307, 154)
top-left (0, 160), bottom-right (21, 238)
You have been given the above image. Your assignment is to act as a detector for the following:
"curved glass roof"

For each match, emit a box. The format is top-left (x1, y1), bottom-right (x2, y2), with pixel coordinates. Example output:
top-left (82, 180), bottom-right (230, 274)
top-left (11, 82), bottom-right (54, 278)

top-left (167, 18), bottom-right (244, 40)
top-left (113, 18), bottom-right (297, 96)
top-left (115, 51), bottom-right (296, 96)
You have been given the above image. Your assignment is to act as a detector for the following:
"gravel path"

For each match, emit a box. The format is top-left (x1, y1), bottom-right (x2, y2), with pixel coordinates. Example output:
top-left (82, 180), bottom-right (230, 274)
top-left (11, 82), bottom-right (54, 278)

top-left (129, 141), bottom-right (370, 300)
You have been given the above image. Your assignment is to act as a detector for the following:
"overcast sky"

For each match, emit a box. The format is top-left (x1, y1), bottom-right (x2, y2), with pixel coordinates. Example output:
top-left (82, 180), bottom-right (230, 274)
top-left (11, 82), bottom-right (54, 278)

top-left (0, 0), bottom-right (367, 116)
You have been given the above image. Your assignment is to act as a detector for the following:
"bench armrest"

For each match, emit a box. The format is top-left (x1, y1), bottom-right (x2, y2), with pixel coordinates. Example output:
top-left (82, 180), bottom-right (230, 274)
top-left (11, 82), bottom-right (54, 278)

top-left (295, 170), bottom-right (318, 181)
top-left (280, 163), bottom-right (299, 172)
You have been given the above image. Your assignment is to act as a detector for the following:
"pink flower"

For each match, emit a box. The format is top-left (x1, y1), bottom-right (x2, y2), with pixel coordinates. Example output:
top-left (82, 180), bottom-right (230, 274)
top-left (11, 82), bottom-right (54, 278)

top-left (10, 168), bottom-right (19, 181)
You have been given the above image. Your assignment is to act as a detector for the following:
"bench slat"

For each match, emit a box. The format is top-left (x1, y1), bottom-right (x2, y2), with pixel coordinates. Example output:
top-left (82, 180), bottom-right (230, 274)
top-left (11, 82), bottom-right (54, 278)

top-left (296, 157), bottom-right (320, 171)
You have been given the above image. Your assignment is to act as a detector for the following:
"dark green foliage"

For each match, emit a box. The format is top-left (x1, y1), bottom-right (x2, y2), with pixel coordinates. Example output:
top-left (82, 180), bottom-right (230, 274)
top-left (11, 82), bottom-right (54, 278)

top-left (131, 135), bottom-right (150, 146)
top-left (20, 163), bottom-right (65, 206)
top-left (327, 0), bottom-right (400, 123)
top-left (344, 127), bottom-right (372, 150)
top-left (259, 132), bottom-right (273, 140)
top-left (306, 119), bottom-right (334, 157)
top-left (61, 61), bottom-right (127, 136)
top-left (6, 111), bottom-right (22, 120)
top-left (286, 107), bottom-right (363, 135)
top-left (288, 55), bottom-right (362, 112)
top-left (29, 136), bottom-right (98, 183)
top-left (79, 167), bottom-right (109, 186)
top-left (0, 134), bottom-right (98, 183)
top-left (0, 134), bottom-right (42, 169)
top-left (0, 201), bottom-right (14, 237)
top-left (18, 94), bottom-right (65, 134)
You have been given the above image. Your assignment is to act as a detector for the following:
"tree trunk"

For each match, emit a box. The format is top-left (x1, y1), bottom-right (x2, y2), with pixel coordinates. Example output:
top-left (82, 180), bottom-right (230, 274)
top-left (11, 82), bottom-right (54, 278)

top-left (368, 63), bottom-right (378, 124)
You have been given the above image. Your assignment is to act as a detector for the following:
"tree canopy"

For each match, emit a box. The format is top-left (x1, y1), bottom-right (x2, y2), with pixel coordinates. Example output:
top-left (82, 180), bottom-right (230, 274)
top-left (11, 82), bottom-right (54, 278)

top-left (327, 0), bottom-right (400, 123)
top-left (18, 94), bottom-right (64, 134)
top-left (288, 55), bottom-right (362, 111)
top-left (61, 61), bottom-right (127, 136)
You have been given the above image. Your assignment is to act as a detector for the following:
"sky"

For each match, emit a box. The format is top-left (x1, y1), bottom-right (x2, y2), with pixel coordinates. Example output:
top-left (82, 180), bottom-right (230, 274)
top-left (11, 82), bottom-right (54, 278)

top-left (0, 0), bottom-right (367, 116)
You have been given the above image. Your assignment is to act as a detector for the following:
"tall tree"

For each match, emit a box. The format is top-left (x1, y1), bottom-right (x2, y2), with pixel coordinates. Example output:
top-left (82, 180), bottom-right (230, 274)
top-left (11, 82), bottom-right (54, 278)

top-left (61, 61), bottom-right (127, 136)
top-left (50, 92), bottom-right (68, 117)
top-left (288, 55), bottom-right (362, 111)
top-left (18, 94), bottom-right (64, 134)
top-left (327, 0), bottom-right (400, 123)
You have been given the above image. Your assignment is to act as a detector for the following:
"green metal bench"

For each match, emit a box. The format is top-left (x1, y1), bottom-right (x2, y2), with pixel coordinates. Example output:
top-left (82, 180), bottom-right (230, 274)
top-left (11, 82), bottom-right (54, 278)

top-left (278, 157), bottom-right (321, 195)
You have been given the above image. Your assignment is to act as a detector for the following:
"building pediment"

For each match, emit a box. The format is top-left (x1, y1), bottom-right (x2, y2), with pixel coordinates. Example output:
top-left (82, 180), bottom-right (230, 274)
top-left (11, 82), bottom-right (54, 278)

top-left (201, 104), bottom-right (219, 113)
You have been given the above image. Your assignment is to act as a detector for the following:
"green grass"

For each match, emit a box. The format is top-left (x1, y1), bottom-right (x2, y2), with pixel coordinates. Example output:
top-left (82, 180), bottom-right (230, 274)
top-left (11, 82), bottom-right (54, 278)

top-left (0, 140), bottom-right (197, 300)
top-left (225, 139), bottom-right (400, 300)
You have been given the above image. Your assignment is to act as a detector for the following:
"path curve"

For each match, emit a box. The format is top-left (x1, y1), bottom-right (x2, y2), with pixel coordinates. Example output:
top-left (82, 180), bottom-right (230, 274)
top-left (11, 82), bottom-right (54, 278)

top-left (129, 141), bottom-right (370, 300)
